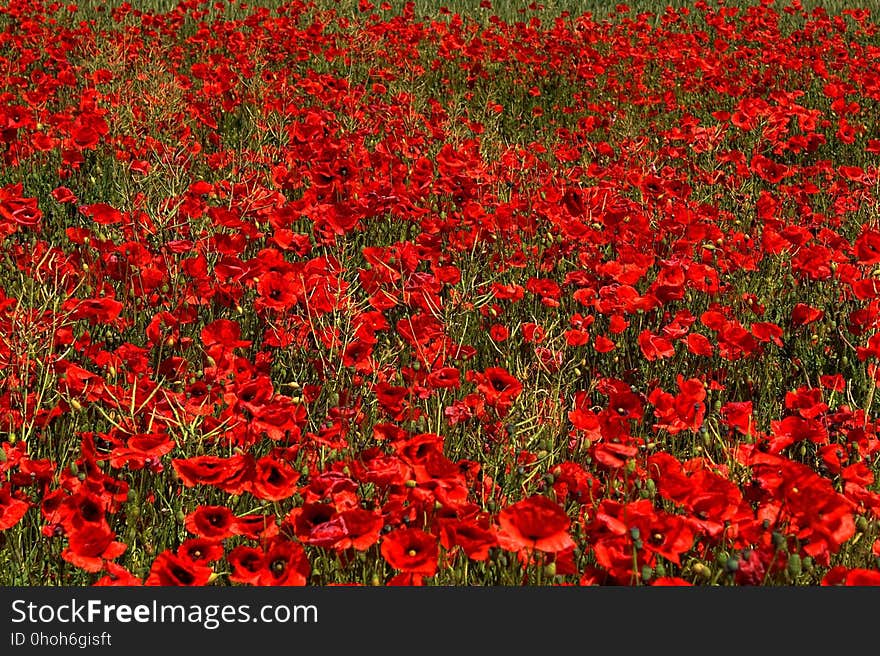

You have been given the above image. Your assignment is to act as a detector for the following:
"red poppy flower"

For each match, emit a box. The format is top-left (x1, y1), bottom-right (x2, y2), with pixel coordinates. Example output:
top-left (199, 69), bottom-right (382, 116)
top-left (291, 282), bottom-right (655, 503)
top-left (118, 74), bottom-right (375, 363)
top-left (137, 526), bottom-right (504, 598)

top-left (61, 525), bottom-right (127, 573)
top-left (638, 330), bottom-right (675, 361)
top-left (822, 568), bottom-right (880, 586)
top-left (497, 495), bottom-right (574, 554)
top-left (427, 366), bottom-right (461, 389)
top-left (259, 537), bottom-right (311, 586)
top-left (233, 514), bottom-right (280, 540)
top-left (250, 456), bottom-right (300, 501)
top-left (93, 562), bottom-right (143, 586)
top-left (145, 551), bottom-right (214, 586)
top-left (226, 546), bottom-right (265, 585)
top-left (177, 538), bottom-right (224, 564)
top-left (438, 515), bottom-right (498, 561)
top-left (184, 505), bottom-right (237, 540)
top-left (791, 303), bottom-right (824, 327)
top-left (469, 366), bottom-right (523, 416)
top-left (0, 485), bottom-right (29, 530)
top-left (380, 528), bottom-right (439, 576)
top-left (172, 454), bottom-right (255, 495)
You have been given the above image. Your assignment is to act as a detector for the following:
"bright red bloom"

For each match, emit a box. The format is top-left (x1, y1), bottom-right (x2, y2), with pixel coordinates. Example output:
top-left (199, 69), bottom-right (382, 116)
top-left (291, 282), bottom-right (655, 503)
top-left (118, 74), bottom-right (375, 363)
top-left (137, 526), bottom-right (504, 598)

top-left (145, 551), bottom-right (214, 586)
top-left (172, 454), bottom-right (255, 495)
top-left (380, 528), bottom-right (439, 576)
top-left (184, 505), bottom-right (237, 540)
top-left (497, 495), bottom-right (574, 554)
top-left (822, 567), bottom-right (880, 586)
top-left (93, 562), bottom-right (143, 586)
top-left (438, 515), bottom-right (498, 561)
top-left (251, 457), bottom-right (300, 501)
top-left (470, 367), bottom-right (523, 416)
top-left (61, 525), bottom-right (127, 573)
top-left (227, 538), bottom-right (311, 586)
top-left (0, 485), bottom-right (29, 530)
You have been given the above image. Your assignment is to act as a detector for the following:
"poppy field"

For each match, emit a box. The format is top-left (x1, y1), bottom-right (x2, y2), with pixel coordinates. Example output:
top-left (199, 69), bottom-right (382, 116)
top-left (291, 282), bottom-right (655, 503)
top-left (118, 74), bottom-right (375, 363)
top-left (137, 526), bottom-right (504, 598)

top-left (1, 0), bottom-right (880, 586)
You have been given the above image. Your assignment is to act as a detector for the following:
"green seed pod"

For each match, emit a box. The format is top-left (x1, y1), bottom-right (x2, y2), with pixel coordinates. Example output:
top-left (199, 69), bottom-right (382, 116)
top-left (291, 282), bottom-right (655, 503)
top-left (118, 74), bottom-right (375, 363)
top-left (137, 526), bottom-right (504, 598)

top-left (692, 562), bottom-right (711, 579)
top-left (641, 565), bottom-right (653, 582)
top-left (787, 554), bottom-right (802, 578)
top-left (544, 562), bottom-right (557, 578)
top-left (856, 516), bottom-right (869, 532)
top-left (654, 562), bottom-right (667, 578)
top-left (772, 532), bottom-right (787, 550)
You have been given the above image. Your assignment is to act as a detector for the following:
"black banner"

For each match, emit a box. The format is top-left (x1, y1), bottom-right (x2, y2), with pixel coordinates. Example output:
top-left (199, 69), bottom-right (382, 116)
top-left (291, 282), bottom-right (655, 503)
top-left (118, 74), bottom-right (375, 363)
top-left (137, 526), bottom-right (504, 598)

top-left (0, 586), bottom-right (874, 652)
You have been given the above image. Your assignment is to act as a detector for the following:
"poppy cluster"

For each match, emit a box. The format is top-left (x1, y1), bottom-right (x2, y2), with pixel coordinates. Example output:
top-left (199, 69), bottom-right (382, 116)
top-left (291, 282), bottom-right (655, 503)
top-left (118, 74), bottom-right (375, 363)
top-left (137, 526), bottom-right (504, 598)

top-left (0, 0), bottom-right (879, 586)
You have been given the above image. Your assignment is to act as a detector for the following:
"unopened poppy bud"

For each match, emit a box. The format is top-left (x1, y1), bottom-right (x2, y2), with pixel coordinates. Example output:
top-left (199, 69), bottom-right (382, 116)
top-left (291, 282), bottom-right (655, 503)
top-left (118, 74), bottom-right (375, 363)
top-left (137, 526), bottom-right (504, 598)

top-left (404, 479), bottom-right (417, 488)
top-left (771, 532), bottom-right (787, 550)
top-left (0, 448), bottom-right (6, 462)
top-left (787, 554), bottom-right (802, 577)
top-left (692, 562), bottom-right (711, 579)
top-left (856, 516), bottom-right (869, 532)
top-left (544, 562), bottom-right (557, 578)
top-left (70, 398), bottom-right (82, 411)
top-left (208, 571), bottom-right (221, 584)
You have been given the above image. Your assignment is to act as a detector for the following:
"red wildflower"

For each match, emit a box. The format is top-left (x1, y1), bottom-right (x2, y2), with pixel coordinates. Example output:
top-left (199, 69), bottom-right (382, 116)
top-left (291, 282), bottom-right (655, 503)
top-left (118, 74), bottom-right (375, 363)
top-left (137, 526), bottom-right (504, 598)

top-left (0, 485), bottom-right (29, 530)
top-left (497, 495), bottom-right (574, 554)
top-left (61, 525), bottom-right (127, 573)
top-left (145, 551), bottom-right (214, 586)
top-left (380, 528), bottom-right (439, 577)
